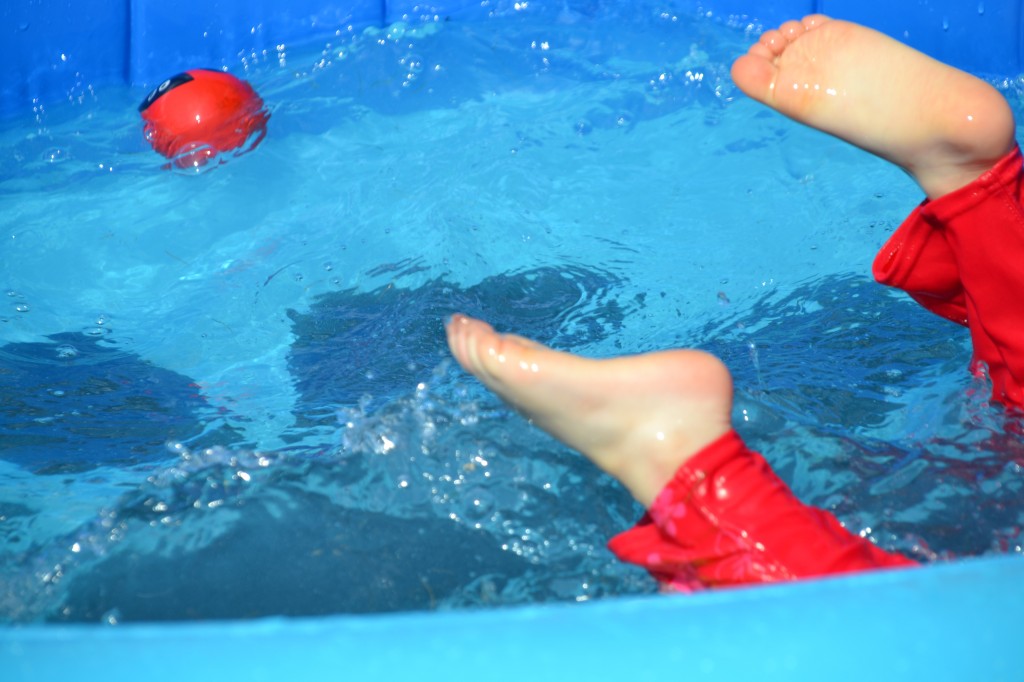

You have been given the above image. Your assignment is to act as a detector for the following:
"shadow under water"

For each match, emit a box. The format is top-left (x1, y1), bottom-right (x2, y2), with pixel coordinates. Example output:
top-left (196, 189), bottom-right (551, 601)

top-left (284, 263), bottom-right (634, 432)
top-left (52, 493), bottom-right (528, 622)
top-left (695, 274), bottom-right (1024, 559)
top-left (0, 332), bottom-right (242, 474)
top-left (2, 264), bottom-right (648, 624)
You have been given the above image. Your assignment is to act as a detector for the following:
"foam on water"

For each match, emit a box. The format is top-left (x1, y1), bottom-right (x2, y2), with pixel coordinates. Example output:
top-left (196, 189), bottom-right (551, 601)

top-left (2, 4), bottom-right (1023, 623)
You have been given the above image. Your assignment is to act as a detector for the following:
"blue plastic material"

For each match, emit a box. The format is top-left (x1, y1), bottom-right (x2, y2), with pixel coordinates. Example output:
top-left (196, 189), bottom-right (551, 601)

top-left (3, 1), bottom-right (1024, 119)
top-left (3, 1), bottom-right (1024, 679)
top-left (3, 555), bottom-right (1022, 681)
top-left (3, 0), bottom-right (131, 117)
top-left (127, 0), bottom-right (384, 86)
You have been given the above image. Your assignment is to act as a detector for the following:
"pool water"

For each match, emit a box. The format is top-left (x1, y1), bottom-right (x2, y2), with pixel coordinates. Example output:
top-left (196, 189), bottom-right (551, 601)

top-left (2, 3), bottom-right (1023, 624)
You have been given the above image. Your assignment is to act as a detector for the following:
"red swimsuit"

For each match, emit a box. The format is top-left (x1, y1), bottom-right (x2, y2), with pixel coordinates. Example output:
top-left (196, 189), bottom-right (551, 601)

top-left (609, 145), bottom-right (1024, 589)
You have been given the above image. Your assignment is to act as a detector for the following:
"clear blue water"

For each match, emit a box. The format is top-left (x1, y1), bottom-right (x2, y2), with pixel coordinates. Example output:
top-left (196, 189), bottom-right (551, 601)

top-left (2, 4), bottom-right (1023, 624)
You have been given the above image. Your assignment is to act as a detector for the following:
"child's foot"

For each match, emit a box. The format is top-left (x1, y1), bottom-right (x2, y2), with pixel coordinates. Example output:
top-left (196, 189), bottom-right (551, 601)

top-left (731, 15), bottom-right (1016, 199)
top-left (445, 314), bottom-right (733, 507)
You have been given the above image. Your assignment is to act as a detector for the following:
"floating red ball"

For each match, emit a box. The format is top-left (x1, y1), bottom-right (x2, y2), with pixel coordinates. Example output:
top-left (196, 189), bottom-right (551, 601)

top-left (139, 69), bottom-right (269, 168)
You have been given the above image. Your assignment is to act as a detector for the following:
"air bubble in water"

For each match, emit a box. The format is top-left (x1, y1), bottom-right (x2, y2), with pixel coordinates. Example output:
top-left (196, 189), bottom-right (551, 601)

top-left (43, 148), bottom-right (67, 164)
top-left (169, 144), bottom-right (219, 175)
top-left (55, 344), bottom-right (79, 360)
top-left (464, 488), bottom-right (495, 520)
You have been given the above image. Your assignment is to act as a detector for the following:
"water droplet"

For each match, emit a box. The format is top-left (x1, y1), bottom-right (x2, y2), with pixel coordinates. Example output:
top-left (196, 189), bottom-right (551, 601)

top-left (14, 304), bottom-right (29, 313)
top-left (942, 17), bottom-right (949, 31)
top-left (978, 2), bottom-right (985, 14)
top-left (323, 262), bottom-right (333, 271)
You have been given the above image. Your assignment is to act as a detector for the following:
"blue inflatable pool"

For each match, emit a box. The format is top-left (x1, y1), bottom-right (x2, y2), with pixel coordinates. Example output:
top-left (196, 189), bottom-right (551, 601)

top-left (3, 0), bottom-right (1022, 119)
top-left (3, 555), bottom-right (1022, 680)
top-left (2, 1), bottom-right (1023, 679)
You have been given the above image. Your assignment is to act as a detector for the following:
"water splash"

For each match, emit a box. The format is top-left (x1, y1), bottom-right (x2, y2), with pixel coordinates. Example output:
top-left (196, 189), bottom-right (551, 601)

top-left (0, 364), bottom-right (645, 623)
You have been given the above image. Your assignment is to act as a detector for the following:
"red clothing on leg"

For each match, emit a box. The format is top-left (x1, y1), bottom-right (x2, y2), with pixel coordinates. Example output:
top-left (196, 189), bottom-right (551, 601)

top-left (610, 147), bottom-right (1024, 590)
top-left (872, 200), bottom-right (967, 325)
top-left (874, 145), bottom-right (1024, 408)
top-left (608, 431), bottom-right (916, 591)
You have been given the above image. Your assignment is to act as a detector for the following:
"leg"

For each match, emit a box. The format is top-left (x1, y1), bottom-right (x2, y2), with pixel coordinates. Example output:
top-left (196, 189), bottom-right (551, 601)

top-left (911, 147), bottom-right (1024, 408)
top-left (445, 18), bottom-right (1024, 589)
top-left (731, 15), bottom-right (1015, 199)
top-left (445, 314), bottom-right (916, 588)
top-left (445, 314), bottom-right (733, 507)
top-left (736, 16), bottom-right (1024, 408)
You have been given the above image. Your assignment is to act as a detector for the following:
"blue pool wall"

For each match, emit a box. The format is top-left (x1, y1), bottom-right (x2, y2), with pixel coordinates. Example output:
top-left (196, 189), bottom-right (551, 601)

top-left (3, 0), bottom-right (1024, 121)
top-left (4, 555), bottom-right (1023, 682)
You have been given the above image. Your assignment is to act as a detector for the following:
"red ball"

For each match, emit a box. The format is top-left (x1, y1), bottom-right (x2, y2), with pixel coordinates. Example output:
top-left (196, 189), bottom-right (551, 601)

top-left (139, 69), bottom-right (269, 167)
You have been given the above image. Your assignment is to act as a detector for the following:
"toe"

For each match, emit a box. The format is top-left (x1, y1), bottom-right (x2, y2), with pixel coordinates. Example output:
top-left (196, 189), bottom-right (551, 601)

top-left (778, 20), bottom-right (806, 40)
top-left (730, 52), bottom-right (779, 103)
top-left (747, 42), bottom-right (775, 60)
top-left (758, 29), bottom-right (788, 56)
top-left (801, 14), bottom-right (830, 30)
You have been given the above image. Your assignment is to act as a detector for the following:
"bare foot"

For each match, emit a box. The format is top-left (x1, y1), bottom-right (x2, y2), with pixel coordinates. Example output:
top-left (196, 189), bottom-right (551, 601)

top-left (445, 314), bottom-right (733, 507)
top-left (731, 15), bottom-right (1016, 199)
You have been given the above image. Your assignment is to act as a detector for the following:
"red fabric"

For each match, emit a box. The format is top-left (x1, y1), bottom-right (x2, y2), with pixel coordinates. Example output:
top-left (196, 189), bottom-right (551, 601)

top-left (610, 148), bottom-right (1024, 589)
top-left (608, 431), bottom-right (916, 591)
top-left (874, 145), bottom-right (1024, 408)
